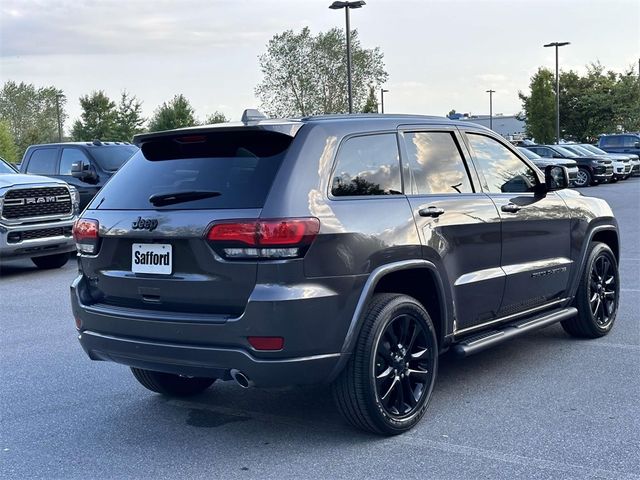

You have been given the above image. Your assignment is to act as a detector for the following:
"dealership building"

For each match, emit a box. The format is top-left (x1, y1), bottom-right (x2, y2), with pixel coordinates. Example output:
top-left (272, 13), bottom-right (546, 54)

top-left (449, 113), bottom-right (526, 140)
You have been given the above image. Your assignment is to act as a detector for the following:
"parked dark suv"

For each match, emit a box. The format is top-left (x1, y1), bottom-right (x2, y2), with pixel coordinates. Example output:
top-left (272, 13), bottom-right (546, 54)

top-left (71, 115), bottom-right (620, 435)
top-left (522, 144), bottom-right (613, 187)
top-left (20, 141), bottom-right (138, 210)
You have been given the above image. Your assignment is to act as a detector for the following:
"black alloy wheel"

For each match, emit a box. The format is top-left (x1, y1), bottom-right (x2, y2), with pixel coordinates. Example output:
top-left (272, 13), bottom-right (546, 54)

top-left (333, 293), bottom-right (438, 435)
top-left (562, 242), bottom-right (619, 338)
top-left (374, 314), bottom-right (434, 418)
top-left (588, 253), bottom-right (617, 328)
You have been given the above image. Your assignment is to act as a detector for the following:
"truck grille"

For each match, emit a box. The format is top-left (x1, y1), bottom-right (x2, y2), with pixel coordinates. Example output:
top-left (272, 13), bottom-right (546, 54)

top-left (1, 186), bottom-right (72, 220)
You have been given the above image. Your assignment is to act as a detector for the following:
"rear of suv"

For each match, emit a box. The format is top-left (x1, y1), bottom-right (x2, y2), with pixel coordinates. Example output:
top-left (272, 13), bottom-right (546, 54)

top-left (20, 141), bottom-right (138, 210)
top-left (72, 115), bottom-right (620, 435)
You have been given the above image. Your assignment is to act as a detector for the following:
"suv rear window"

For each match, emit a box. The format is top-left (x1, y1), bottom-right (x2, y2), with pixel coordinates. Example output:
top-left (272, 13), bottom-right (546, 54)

top-left (88, 130), bottom-right (293, 210)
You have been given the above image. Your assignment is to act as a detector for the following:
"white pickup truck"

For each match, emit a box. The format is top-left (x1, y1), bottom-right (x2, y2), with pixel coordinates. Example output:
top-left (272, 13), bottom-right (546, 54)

top-left (0, 158), bottom-right (79, 270)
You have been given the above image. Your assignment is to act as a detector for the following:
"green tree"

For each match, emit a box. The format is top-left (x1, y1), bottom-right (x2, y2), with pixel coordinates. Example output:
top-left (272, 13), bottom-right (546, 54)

top-left (611, 67), bottom-right (640, 133)
top-left (71, 90), bottom-right (117, 141)
top-left (113, 91), bottom-right (146, 141)
top-left (0, 120), bottom-right (19, 164)
top-left (519, 68), bottom-right (556, 143)
top-left (205, 111), bottom-right (228, 124)
top-left (0, 81), bottom-right (67, 157)
top-left (148, 94), bottom-right (198, 132)
top-left (256, 27), bottom-right (388, 116)
top-left (362, 86), bottom-right (378, 113)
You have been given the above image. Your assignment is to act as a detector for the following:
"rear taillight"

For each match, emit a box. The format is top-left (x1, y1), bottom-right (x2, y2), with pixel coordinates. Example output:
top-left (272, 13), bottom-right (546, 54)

top-left (73, 218), bottom-right (99, 254)
top-left (207, 218), bottom-right (320, 259)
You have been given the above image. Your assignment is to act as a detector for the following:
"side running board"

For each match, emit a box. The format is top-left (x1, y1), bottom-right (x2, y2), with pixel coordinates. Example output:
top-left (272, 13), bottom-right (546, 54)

top-left (453, 307), bottom-right (577, 357)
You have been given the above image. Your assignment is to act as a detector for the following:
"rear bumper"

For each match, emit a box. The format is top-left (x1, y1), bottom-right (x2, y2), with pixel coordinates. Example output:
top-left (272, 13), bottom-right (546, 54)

top-left (71, 274), bottom-right (361, 387)
top-left (78, 329), bottom-right (342, 387)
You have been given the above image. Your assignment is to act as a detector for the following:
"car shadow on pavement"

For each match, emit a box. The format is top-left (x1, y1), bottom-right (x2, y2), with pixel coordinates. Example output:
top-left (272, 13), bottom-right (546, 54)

top-left (105, 326), bottom-right (577, 444)
top-left (0, 256), bottom-right (76, 279)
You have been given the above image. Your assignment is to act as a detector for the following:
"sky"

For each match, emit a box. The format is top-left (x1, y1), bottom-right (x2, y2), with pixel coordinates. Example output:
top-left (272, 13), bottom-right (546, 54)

top-left (1, 0), bottom-right (638, 132)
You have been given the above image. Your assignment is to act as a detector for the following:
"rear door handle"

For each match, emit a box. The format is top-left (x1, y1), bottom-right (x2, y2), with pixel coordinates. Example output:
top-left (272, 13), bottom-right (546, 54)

top-left (501, 203), bottom-right (522, 213)
top-left (418, 206), bottom-right (445, 218)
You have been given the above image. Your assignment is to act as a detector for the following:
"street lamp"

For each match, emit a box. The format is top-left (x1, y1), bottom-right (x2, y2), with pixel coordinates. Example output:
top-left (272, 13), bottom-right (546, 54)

top-left (329, 0), bottom-right (366, 114)
top-left (544, 41), bottom-right (570, 144)
top-left (55, 93), bottom-right (65, 142)
top-left (380, 88), bottom-right (389, 114)
top-left (486, 89), bottom-right (495, 130)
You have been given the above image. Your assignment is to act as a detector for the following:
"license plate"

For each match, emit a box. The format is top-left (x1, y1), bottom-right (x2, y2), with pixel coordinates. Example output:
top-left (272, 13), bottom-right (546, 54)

top-left (131, 243), bottom-right (172, 275)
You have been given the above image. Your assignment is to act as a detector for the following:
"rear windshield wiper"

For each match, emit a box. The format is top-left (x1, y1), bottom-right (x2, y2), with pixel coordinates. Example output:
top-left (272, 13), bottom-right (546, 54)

top-left (149, 190), bottom-right (221, 207)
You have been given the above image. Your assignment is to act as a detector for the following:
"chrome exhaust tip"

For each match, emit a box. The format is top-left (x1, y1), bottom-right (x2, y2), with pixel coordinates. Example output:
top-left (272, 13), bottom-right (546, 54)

top-left (230, 369), bottom-right (253, 388)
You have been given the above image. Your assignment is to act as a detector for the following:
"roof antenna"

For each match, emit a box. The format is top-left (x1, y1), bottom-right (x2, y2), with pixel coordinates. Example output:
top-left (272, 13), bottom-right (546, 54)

top-left (241, 109), bottom-right (267, 124)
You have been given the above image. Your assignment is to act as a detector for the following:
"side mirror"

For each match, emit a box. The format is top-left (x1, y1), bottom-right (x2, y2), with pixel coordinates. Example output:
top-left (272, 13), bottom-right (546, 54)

top-left (70, 161), bottom-right (83, 177)
top-left (545, 165), bottom-right (569, 191)
top-left (71, 161), bottom-right (97, 182)
top-left (634, 141), bottom-right (640, 149)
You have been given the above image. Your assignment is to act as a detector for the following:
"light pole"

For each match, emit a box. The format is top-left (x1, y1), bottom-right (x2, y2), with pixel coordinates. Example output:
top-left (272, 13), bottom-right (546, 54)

top-left (55, 93), bottom-right (64, 141)
top-left (329, 1), bottom-right (366, 114)
top-left (380, 88), bottom-right (389, 113)
top-left (486, 89), bottom-right (495, 130)
top-left (544, 41), bottom-right (570, 144)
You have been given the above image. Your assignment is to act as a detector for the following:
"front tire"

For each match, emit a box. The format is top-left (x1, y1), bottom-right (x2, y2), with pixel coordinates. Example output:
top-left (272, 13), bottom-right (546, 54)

top-left (574, 168), bottom-right (592, 188)
top-left (31, 252), bottom-right (69, 269)
top-left (332, 294), bottom-right (438, 435)
top-left (131, 368), bottom-right (216, 397)
top-left (562, 242), bottom-right (619, 338)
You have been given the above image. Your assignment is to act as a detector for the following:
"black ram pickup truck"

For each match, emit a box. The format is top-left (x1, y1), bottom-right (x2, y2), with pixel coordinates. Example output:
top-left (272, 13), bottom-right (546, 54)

top-left (71, 114), bottom-right (620, 435)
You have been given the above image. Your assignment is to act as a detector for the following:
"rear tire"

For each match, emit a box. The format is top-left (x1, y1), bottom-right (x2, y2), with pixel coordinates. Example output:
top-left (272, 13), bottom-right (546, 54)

top-left (562, 242), bottom-right (619, 338)
top-left (131, 368), bottom-right (216, 397)
top-left (31, 252), bottom-right (69, 269)
top-left (332, 294), bottom-right (438, 435)
top-left (574, 168), bottom-right (592, 188)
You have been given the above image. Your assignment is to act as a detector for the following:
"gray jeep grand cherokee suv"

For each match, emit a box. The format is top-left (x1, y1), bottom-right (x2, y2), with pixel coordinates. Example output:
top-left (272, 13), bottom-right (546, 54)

top-left (71, 115), bottom-right (620, 435)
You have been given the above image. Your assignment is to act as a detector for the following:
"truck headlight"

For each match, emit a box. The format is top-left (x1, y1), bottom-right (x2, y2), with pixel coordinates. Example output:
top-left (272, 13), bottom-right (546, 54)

top-left (68, 186), bottom-right (80, 212)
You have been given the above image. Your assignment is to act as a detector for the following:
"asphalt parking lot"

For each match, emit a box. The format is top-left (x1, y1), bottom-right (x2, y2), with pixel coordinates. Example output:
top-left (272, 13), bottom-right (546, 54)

top-left (1, 179), bottom-right (639, 480)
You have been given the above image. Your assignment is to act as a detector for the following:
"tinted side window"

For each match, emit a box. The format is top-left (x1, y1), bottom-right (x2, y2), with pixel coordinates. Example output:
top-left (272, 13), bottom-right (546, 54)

top-left (403, 131), bottom-right (473, 194)
top-left (529, 147), bottom-right (548, 157)
top-left (60, 148), bottom-right (91, 175)
top-left (602, 136), bottom-right (622, 147)
top-left (26, 148), bottom-right (58, 175)
top-left (468, 134), bottom-right (538, 193)
top-left (623, 136), bottom-right (639, 148)
top-left (331, 134), bottom-right (401, 196)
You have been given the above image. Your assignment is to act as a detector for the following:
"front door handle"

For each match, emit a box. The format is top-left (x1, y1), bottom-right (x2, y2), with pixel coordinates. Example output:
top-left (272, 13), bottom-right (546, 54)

top-left (418, 206), bottom-right (445, 218)
top-left (501, 203), bottom-right (522, 213)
